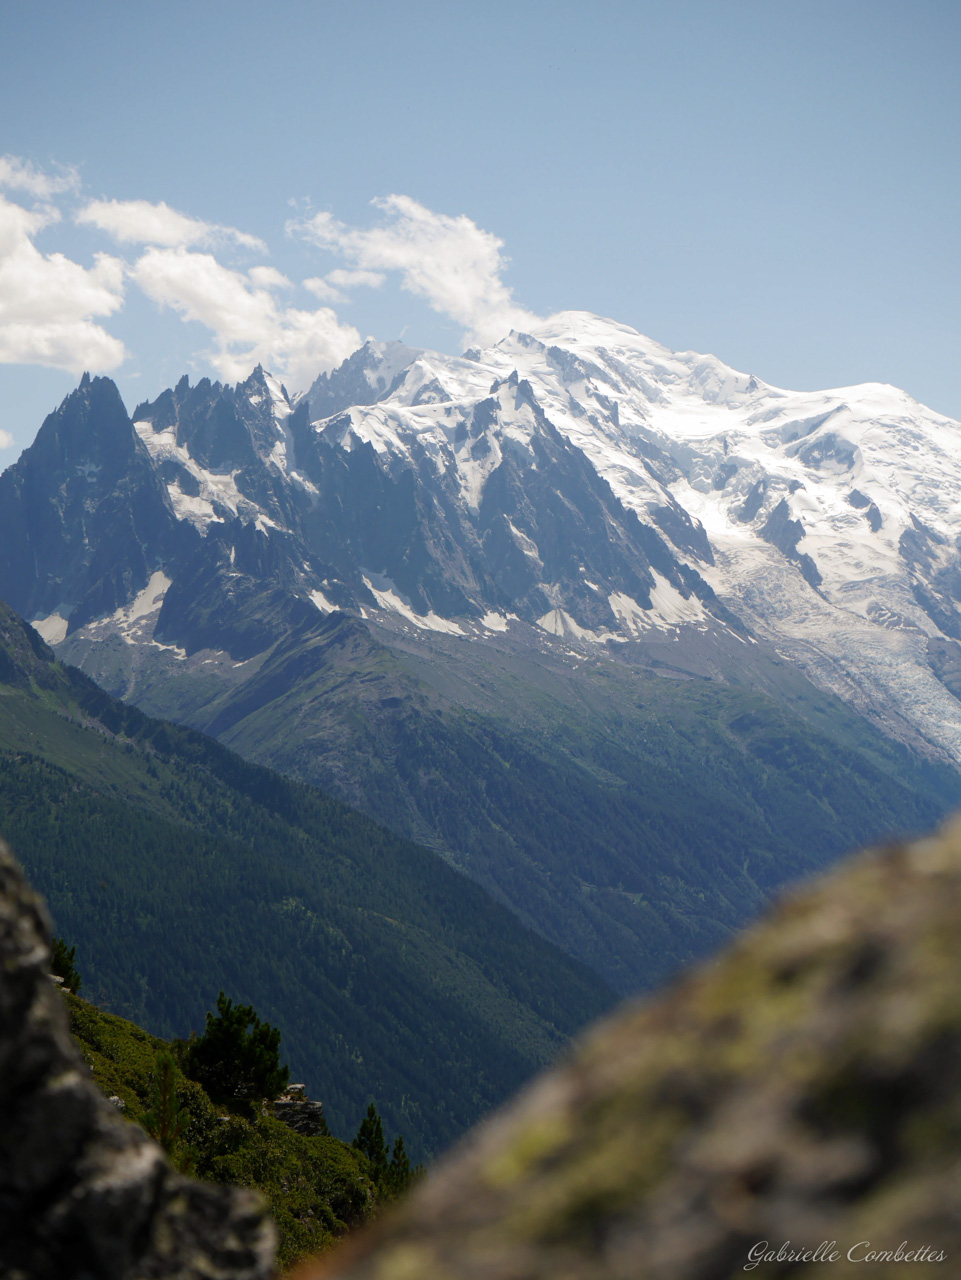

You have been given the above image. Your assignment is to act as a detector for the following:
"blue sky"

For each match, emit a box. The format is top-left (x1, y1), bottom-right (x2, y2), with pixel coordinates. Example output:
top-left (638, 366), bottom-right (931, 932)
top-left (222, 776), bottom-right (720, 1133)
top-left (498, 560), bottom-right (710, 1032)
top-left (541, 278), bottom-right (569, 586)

top-left (1, 0), bottom-right (959, 454)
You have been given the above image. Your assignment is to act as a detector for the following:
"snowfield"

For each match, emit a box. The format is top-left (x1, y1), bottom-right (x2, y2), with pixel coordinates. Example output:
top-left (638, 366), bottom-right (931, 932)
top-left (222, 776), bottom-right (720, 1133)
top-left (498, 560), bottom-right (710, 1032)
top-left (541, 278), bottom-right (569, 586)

top-left (296, 313), bottom-right (961, 761)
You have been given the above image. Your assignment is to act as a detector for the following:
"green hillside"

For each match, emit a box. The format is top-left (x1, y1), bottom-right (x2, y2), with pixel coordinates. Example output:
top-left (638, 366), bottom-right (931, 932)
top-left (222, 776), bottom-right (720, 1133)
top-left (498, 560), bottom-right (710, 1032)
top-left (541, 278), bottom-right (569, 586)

top-left (64, 989), bottom-right (380, 1271)
top-left (0, 601), bottom-right (614, 1159)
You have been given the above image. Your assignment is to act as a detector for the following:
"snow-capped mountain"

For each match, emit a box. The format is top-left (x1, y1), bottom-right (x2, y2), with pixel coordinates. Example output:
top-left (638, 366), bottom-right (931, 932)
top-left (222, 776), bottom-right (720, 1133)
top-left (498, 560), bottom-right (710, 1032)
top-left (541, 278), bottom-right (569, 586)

top-left (302, 315), bottom-right (961, 763)
top-left (402, 312), bottom-right (961, 761)
top-left (4, 313), bottom-right (961, 996)
top-left (4, 310), bottom-right (961, 768)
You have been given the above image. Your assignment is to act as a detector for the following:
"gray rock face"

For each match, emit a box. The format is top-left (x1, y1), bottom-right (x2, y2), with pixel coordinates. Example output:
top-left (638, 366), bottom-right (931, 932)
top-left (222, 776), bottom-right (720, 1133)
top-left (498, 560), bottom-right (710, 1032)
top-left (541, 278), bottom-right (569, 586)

top-left (0, 839), bottom-right (275, 1280)
top-left (304, 341), bottom-right (422, 422)
top-left (11, 357), bottom-right (733, 667)
top-left (273, 1086), bottom-right (329, 1139)
top-left (305, 817), bottom-right (961, 1280)
top-left (0, 377), bottom-right (180, 634)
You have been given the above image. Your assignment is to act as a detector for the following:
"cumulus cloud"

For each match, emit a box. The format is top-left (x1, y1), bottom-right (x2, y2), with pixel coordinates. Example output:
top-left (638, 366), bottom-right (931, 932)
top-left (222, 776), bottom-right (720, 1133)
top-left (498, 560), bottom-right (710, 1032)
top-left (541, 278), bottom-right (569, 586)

top-left (77, 198), bottom-right (266, 252)
top-left (290, 195), bottom-right (538, 347)
top-left (131, 246), bottom-right (360, 386)
top-left (77, 195), bottom-right (361, 385)
top-left (0, 154), bottom-right (79, 199)
top-left (0, 193), bottom-right (126, 373)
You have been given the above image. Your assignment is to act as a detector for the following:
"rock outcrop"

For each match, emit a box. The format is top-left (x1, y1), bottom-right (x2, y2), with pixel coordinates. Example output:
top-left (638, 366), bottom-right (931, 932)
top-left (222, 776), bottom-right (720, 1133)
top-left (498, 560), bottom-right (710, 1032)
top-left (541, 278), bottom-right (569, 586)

top-left (273, 1085), bottom-right (330, 1139)
top-left (300, 819), bottom-right (961, 1279)
top-left (0, 839), bottom-right (275, 1280)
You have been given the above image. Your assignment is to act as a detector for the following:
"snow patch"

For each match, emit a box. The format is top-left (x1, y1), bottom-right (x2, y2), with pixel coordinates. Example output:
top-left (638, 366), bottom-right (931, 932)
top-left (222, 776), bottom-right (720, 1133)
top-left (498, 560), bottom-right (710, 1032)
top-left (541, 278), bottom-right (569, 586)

top-left (126, 571), bottom-right (172, 622)
top-left (362, 575), bottom-right (464, 635)
top-left (507, 521), bottom-right (542, 562)
top-left (136, 421), bottom-right (253, 528)
top-left (31, 612), bottom-right (69, 644)
top-left (362, 340), bottom-right (422, 394)
top-left (649, 573), bottom-right (708, 625)
top-left (309, 588), bottom-right (339, 613)
top-left (608, 593), bottom-right (654, 634)
top-left (263, 371), bottom-right (292, 419)
top-left (78, 572), bottom-right (173, 646)
top-left (536, 608), bottom-right (612, 643)
top-left (480, 611), bottom-right (512, 632)
top-left (150, 639), bottom-right (187, 660)
top-left (608, 576), bottom-right (706, 635)
top-left (166, 482), bottom-right (221, 528)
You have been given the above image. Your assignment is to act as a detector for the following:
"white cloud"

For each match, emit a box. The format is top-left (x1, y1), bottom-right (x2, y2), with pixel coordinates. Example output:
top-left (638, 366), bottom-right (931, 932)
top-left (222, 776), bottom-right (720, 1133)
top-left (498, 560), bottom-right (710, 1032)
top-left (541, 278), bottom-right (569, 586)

top-left (131, 246), bottom-right (360, 386)
top-left (0, 154), bottom-right (80, 199)
top-left (327, 267), bottom-right (387, 290)
top-left (303, 267), bottom-right (386, 305)
top-left (290, 194), bottom-right (538, 347)
top-left (0, 171), bottom-right (537, 389)
top-left (77, 198), bottom-right (266, 252)
top-left (302, 276), bottom-right (344, 304)
top-left (247, 265), bottom-right (291, 290)
top-left (0, 429), bottom-right (13, 449)
top-left (0, 193), bottom-right (126, 373)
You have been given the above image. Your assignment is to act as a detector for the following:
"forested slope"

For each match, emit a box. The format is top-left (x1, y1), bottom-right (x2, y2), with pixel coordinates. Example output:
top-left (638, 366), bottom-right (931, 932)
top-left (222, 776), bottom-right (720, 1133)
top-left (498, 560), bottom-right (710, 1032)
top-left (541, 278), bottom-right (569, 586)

top-left (167, 611), bottom-right (961, 993)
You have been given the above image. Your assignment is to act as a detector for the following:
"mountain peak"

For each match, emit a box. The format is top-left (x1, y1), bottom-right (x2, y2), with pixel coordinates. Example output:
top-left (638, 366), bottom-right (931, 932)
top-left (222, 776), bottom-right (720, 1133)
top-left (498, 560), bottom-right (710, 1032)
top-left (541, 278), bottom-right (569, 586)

top-left (45, 375), bottom-right (138, 460)
top-left (0, 375), bottom-right (176, 631)
top-left (305, 338), bottom-right (422, 423)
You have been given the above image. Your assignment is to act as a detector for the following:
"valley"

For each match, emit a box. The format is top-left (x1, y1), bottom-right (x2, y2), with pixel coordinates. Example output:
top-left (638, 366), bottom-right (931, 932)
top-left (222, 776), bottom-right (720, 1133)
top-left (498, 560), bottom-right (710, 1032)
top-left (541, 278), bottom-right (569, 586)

top-left (0, 600), bottom-right (613, 1157)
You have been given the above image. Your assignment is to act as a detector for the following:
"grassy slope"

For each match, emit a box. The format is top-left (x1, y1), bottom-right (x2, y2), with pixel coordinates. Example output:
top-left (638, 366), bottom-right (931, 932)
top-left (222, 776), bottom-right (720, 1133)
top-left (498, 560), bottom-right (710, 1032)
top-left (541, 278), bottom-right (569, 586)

top-left (0, 604), bottom-right (614, 1158)
top-left (64, 991), bottom-right (376, 1272)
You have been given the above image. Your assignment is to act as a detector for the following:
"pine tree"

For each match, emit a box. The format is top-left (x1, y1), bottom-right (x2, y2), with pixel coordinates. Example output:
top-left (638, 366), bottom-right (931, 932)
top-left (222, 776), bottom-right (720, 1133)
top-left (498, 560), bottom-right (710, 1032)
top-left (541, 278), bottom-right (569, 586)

top-left (384, 1135), bottom-right (413, 1198)
top-left (50, 936), bottom-right (81, 994)
top-left (352, 1102), bottom-right (388, 1182)
top-left (183, 991), bottom-right (289, 1101)
top-left (143, 1051), bottom-right (195, 1173)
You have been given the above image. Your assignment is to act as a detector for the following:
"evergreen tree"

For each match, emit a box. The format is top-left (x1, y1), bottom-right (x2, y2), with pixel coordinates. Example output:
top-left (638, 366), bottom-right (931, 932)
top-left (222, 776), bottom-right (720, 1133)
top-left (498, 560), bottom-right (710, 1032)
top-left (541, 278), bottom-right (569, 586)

top-left (384, 1135), bottom-right (413, 1198)
top-left (143, 1051), bottom-right (195, 1173)
top-left (352, 1106), bottom-right (420, 1199)
top-left (183, 991), bottom-right (289, 1101)
top-left (50, 936), bottom-right (81, 994)
top-left (352, 1102), bottom-right (388, 1181)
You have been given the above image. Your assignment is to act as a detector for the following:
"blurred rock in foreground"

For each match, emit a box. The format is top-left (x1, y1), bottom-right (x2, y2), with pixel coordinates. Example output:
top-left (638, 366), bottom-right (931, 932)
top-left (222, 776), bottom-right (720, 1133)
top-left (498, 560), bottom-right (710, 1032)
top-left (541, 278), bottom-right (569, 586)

top-left (301, 820), bottom-right (961, 1280)
top-left (0, 839), bottom-right (274, 1280)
